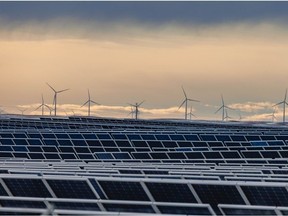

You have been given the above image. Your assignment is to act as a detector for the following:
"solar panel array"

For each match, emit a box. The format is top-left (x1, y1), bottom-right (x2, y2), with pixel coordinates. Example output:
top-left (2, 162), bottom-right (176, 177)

top-left (0, 116), bottom-right (288, 215)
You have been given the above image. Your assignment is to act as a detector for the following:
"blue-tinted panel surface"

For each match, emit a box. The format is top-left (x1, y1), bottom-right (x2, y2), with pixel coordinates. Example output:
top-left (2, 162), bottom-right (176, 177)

top-left (158, 205), bottom-right (212, 215)
top-left (3, 178), bottom-right (52, 197)
top-left (47, 179), bottom-right (97, 199)
top-left (222, 207), bottom-right (276, 215)
top-left (193, 184), bottom-right (245, 214)
top-left (51, 201), bottom-right (100, 211)
top-left (99, 181), bottom-right (149, 201)
top-left (146, 182), bottom-right (197, 203)
top-left (0, 200), bottom-right (46, 209)
top-left (241, 186), bottom-right (288, 206)
top-left (104, 203), bottom-right (155, 213)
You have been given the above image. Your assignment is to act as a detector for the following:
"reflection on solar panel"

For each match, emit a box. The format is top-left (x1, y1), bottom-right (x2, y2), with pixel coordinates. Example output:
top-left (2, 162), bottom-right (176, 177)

top-left (1, 116), bottom-right (288, 214)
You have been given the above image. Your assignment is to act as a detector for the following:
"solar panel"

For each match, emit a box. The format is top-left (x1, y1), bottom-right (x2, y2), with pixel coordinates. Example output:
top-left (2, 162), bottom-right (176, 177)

top-left (193, 184), bottom-right (245, 214)
top-left (47, 179), bottom-right (97, 199)
top-left (157, 205), bottom-right (212, 215)
top-left (3, 179), bottom-right (52, 198)
top-left (98, 181), bottom-right (149, 201)
top-left (51, 201), bottom-right (100, 211)
top-left (0, 200), bottom-right (46, 209)
top-left (220, 206), bottom-right (277, 215)
top-left (241, 185), bottom-right (288, 206)
top-left (103, 203), bottom-right (155, 213)
top-left (145, 182), bottom-right (197, 203)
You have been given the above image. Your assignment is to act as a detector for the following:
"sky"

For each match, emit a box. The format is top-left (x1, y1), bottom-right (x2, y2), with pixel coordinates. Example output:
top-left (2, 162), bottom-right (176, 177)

top-left (1, 1), bottom-right (288, 121)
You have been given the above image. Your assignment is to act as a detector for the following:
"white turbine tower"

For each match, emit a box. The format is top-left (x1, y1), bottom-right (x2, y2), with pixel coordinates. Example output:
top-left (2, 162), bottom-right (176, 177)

top-left (224, 109), bottom-right (232, 121)
top-left (128, 106), bottom-right (135, 119)
top-left (81, 89), bottom-right (100, 116)
top-left (274, 89), bottom-right (288, 123)
top-left (35, 94), bottom-right (50, 116)
top-left (128, 101), bottom-right (144, 120)
top-left (18, 108), bottom-right (27, 116)
top-left (188, 106), bottom-right (196, 120)
top-left (46, 83), bottom-right (69, 116)
top-left (178, 86), bottom-right (200, 120)
top-left (267, 108), bottom-right (277, 122)
top-left (215, 94), bottom-right (232, 121)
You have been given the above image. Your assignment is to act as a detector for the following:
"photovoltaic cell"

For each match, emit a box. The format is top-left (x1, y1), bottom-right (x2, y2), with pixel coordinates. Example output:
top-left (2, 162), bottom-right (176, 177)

top-left (3, 178), bottom-right (52, 198)
top-left (103, 203), bottom-right (155, 213)
top-left (0, 200), bottom-right (46, 209)
top-left (146, 182), bottom-right (197, 203)
top-left (99, 181), bottom-right (149, 201)
top-left (51, 201), bottom-right (100, 211)
top-left (157, 205), bottom-right (212, 215)
top-left (222, 207), bottom-right (277, 215)
top-left (241, 186), bottom-right (288, 206)
top-left (193, 184), bottom-right (245, 214)
top-left (47, 179), bottom-right (97, 199)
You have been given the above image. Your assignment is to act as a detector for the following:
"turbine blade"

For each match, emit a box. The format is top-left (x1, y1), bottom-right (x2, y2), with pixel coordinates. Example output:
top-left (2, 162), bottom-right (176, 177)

top-left (274, 101), bottom-right (284, 107)
top-left (221, 94), bottom-right (224, 106)
top-left (138, 100), bottom-right (145, 106)
top-left (285, 89), bottom-right (287, 101)
top-left (35, 105), bottom-right (42, 111)
top-left (215, 106), bottom-right (223, 114)
top-left (128, 103), bottom-right (136, 107)
top-left (187, 98), bottom-right (200, 102)
top-left (81, 101), bottom-right (89, 108)
top-left (41, 94), bottom-right (44, 104)
top-left (88, 89), bottom-right (90, 100)
top-left (178, 100), bottom-right (186, 110)
top-left (90, 100), bottom-right (100, 105)
top-left (57, 88), bottom-right (69, 93)
top-left (46, 83), bottom-right (56, 92)
top-left (181, 86), bottom-right (187, 98)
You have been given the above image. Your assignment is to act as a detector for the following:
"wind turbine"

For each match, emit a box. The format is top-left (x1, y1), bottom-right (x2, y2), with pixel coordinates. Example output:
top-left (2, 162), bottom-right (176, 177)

top-left (215, 94), bottom-right (233, 121)
top-left (224, 110), bottom-right (232, 121)
top-left (46, 83), bottom-right (69, 116)
top-left (18, 108), bottom-right (27, 115)
top-left (128, 101), bottom-right (144, 120)
top-left (35, 94), bottom-right (49, 116)
top-left (188, 106), bottom-right (196, 120)
top-left (178, 86), bottom-right (200, 120)
top-left (274, 89), bottom-right (288, 123)
top-left (267, 108), bottom-right (277, 122)
top-left (81, 89), bottom-right (100, 116)
top-left (128, 106), bottom-right (135, 119)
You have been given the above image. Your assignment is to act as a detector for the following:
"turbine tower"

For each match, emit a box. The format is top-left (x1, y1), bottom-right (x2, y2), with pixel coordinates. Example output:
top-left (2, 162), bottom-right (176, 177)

top-left (18, 108), bottom-right (27, 115)
top-left (215, 94), bottom-right (232, 121)
top-left (224, 110), bottom-right (232, 121)
top-left (267, 108), bottom-right (277, 122)
top-left (128, 101), bottom-right (144, 120)
top-left (35, 94), bottom-right (49, 116)
top-left (188, 106), bottom-right (196, 120)
top-left (274, 89), bottom-right (288, 123)
top-left (128, 106), bottom-right (135, 119)
top-left (178, 86), bottom-right (200, 120)
top-left (81, 89), bottom-right (100, 116)
top-left (46, 83), bottom-right (69, 116)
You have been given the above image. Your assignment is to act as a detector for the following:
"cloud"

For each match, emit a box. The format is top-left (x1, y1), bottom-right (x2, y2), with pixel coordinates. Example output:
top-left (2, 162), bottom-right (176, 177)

top-left (229, 102), bottom-right (275, 113)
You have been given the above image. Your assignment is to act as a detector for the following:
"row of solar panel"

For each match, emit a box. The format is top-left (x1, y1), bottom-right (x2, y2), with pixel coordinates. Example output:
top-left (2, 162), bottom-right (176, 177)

top-left (2, 203), bottom-right (288, 216)
top-left (2, 132), bottom-right (288, 142)
top-left (1, 148), bottom-right (288, 160)
top-left (1, 177), bottom-right (288, 214)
